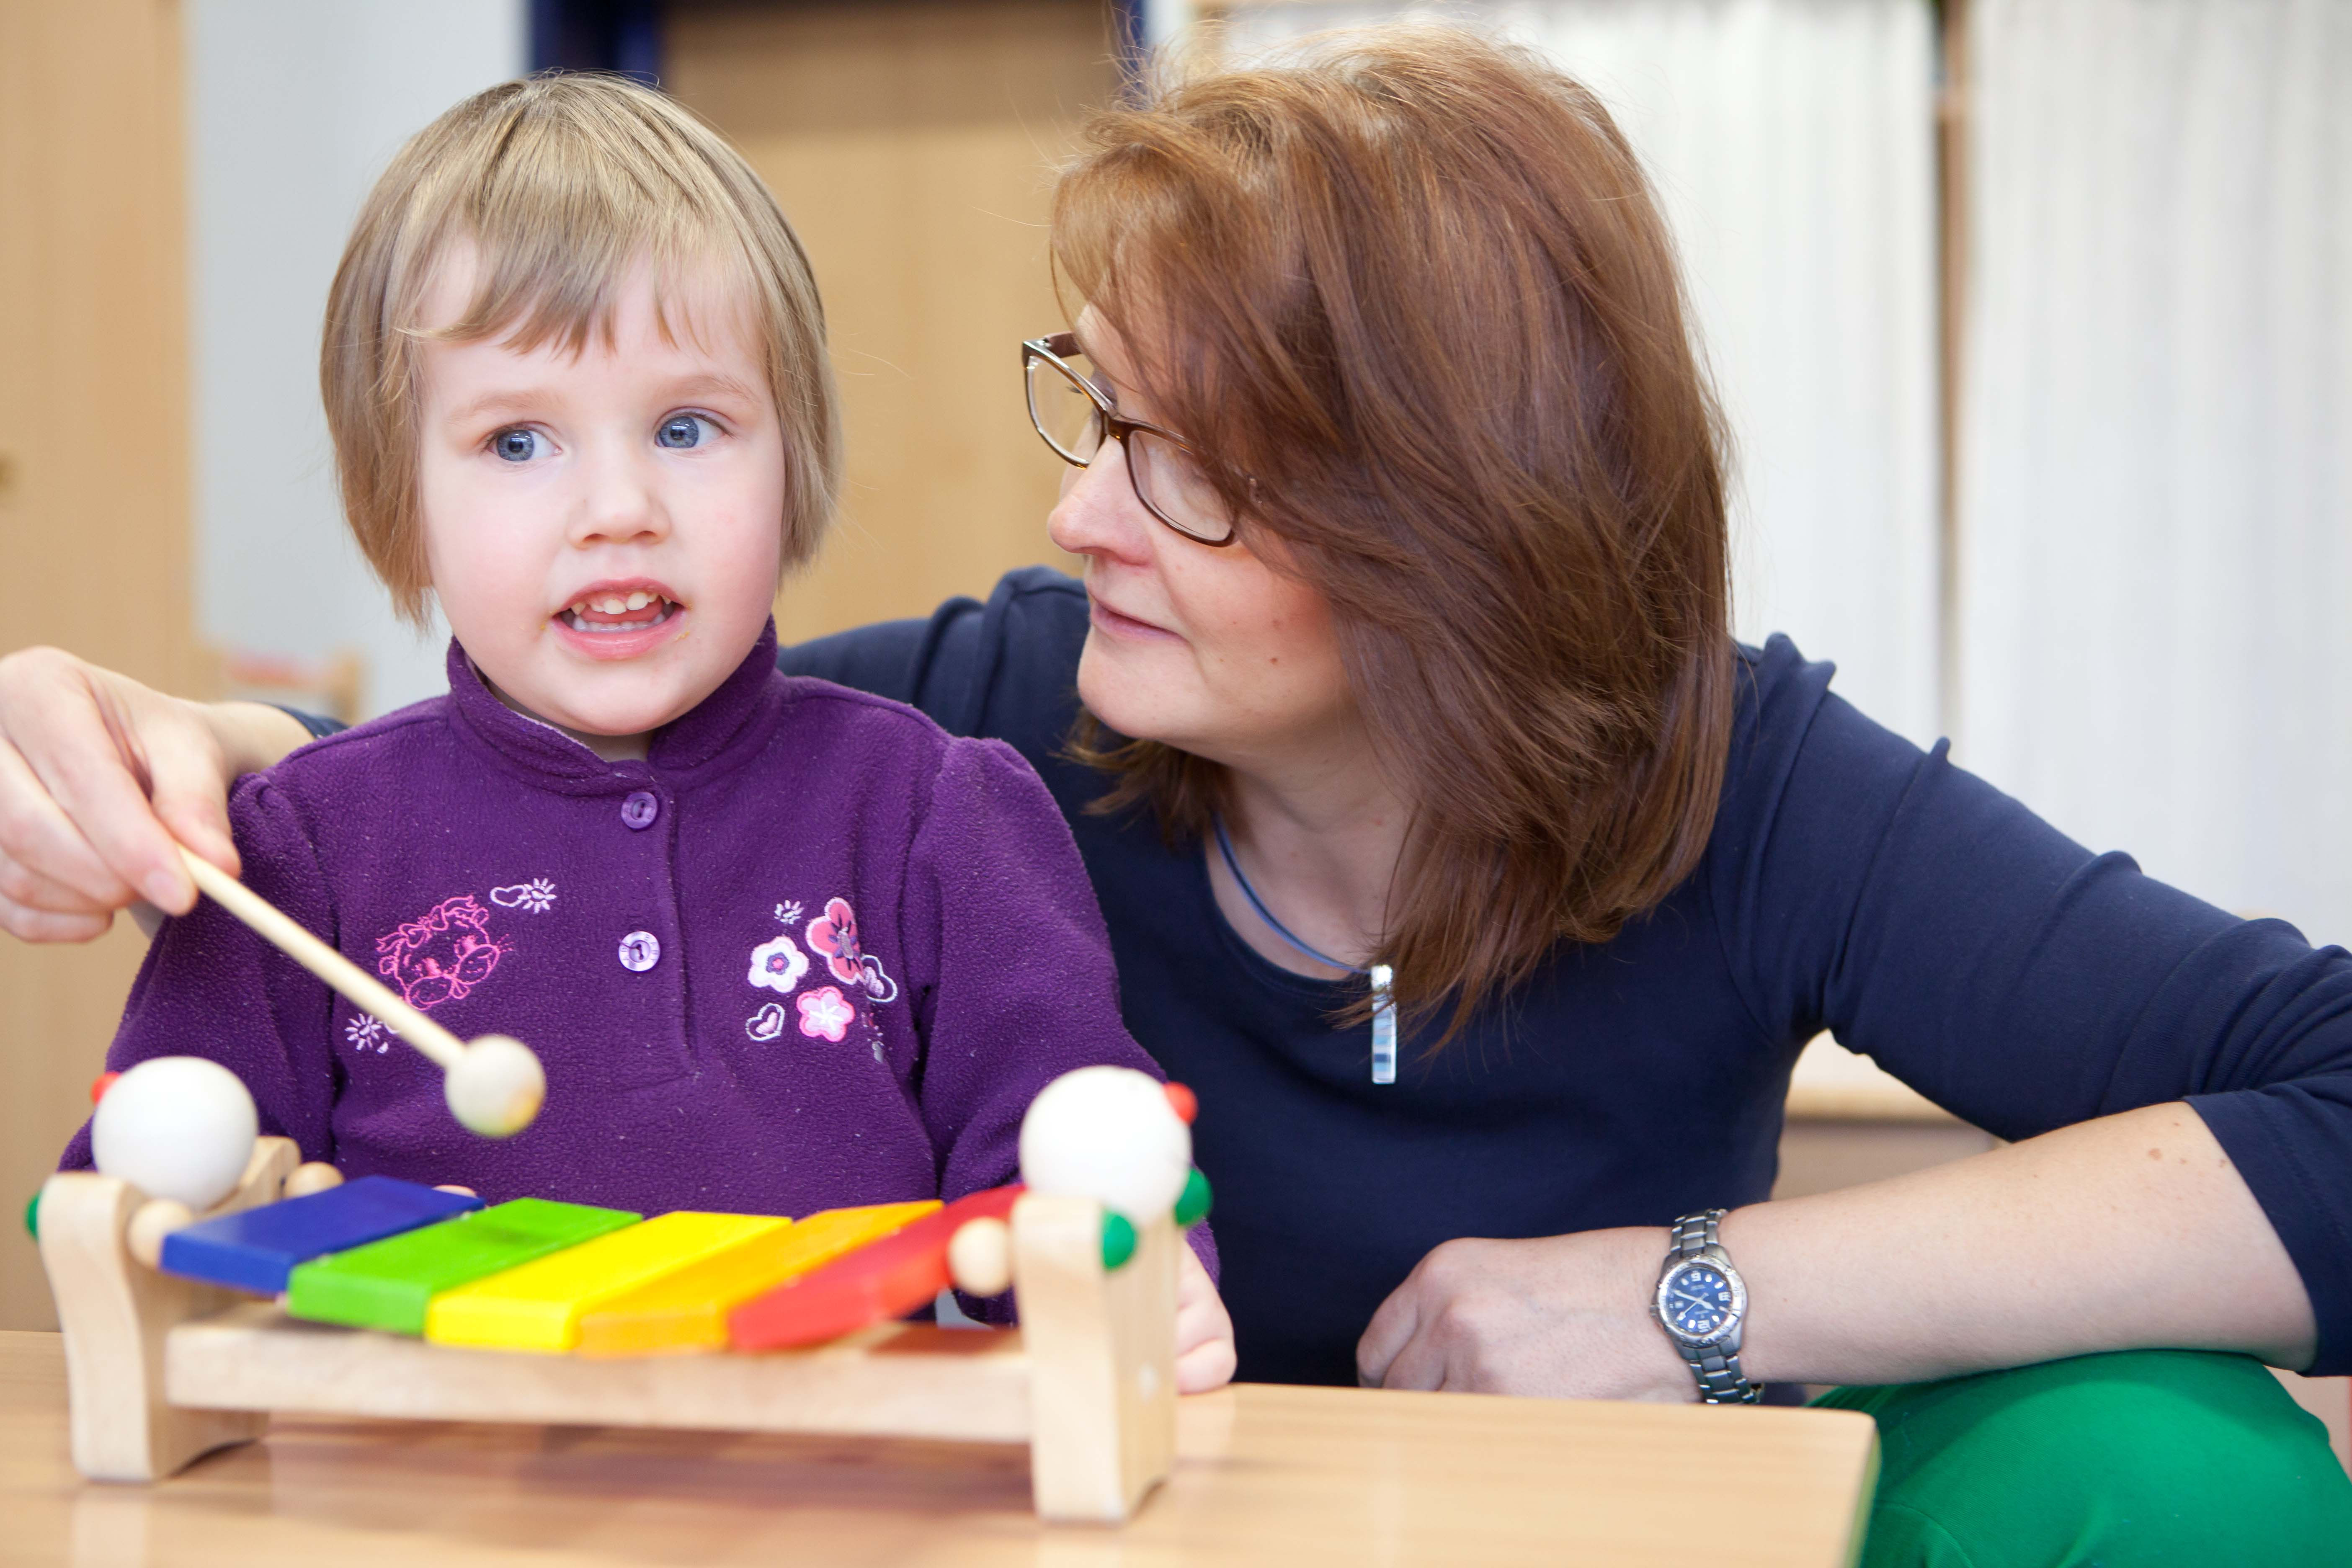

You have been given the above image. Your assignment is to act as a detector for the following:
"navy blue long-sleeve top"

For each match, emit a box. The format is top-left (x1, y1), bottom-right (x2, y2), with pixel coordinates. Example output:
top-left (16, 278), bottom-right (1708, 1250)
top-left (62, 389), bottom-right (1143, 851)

top-left (771, 566), bottom-right (2352, 1386)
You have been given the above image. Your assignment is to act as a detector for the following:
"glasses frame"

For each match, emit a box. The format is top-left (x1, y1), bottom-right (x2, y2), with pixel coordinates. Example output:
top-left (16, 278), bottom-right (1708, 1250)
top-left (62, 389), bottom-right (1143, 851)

top-left (1021, 331), bottom-right (1241, 548)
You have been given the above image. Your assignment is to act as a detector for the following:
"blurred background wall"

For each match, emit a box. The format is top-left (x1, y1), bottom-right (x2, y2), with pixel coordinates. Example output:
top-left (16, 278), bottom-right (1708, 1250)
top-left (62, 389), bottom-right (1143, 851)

top-left (188, 0), bottom-right (528, 718)
top-left (1, 0), bottom-right (2346, 1376)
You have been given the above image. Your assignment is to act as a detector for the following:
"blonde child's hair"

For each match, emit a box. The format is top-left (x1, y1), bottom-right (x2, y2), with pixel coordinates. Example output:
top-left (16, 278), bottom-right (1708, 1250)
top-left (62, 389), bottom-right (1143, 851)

top-left (321, 74), bottom-right (840, 625)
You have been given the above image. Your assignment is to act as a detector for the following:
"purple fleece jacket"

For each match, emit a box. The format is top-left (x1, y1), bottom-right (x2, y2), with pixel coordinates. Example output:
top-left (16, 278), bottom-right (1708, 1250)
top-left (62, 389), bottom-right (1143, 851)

top-left (65, 624), bottom-right (1209, 1278)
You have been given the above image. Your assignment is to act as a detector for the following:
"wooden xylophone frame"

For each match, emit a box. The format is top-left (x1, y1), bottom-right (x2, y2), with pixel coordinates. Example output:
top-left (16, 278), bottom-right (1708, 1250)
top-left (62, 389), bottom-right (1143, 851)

top-left (38, 1137), bottom-right (1179, 1523)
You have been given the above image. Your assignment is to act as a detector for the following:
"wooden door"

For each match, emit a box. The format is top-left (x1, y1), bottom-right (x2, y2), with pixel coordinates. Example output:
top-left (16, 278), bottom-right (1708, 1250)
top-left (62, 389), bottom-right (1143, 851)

top-left (664, 0), bottom-right (1117, 642)
top-left (0, 0), bottom-right (196, 1330)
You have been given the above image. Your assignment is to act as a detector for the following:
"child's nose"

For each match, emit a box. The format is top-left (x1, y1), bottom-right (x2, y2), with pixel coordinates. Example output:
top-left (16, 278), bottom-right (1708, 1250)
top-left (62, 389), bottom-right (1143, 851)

top-left (571, 443), bottom-right (670, 547)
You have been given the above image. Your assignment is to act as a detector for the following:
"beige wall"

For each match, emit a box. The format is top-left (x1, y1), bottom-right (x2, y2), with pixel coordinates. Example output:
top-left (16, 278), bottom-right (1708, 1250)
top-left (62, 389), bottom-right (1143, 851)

top-left (666, 0), bottom-right (1112, 643)
top-left (0, 0), bottom-right (196, 1329)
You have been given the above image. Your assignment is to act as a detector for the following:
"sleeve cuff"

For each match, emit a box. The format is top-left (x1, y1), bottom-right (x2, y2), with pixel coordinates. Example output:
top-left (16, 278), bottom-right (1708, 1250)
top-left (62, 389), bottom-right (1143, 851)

top-left (271, 704), bottom-right (345, 741)
top-left (2189, 1084), bottom-right (2352, 1375)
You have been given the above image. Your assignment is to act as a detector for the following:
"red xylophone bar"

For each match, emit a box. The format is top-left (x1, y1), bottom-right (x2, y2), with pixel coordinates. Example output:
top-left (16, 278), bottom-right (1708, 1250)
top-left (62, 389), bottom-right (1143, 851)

top-left (727, 1184), bottom-right (1024, 1351)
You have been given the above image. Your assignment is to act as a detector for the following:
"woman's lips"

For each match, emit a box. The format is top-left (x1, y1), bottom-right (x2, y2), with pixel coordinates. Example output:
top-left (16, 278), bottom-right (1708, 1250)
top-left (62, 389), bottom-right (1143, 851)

top-left (1088, 595), bottom-right (1184, 644)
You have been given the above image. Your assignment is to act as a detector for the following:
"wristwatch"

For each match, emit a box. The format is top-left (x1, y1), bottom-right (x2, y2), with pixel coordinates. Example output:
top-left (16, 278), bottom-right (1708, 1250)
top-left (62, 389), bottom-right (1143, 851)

top-left (1653, 1209), bottom-right (1760, 1404)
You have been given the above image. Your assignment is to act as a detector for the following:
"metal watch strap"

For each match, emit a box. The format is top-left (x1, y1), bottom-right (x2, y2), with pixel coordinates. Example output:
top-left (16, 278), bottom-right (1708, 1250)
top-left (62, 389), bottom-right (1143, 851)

top-left (1664, 1209), bottom-right (1761, 1405)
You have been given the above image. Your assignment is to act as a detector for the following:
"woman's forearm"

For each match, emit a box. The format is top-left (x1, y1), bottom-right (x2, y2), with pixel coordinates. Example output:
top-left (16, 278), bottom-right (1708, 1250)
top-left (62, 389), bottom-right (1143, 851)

top-left (1728, 1101), bottom-right (2316, 1386)
top-left (205, 699), bottom-right (315, 777)
top-left (1361, 1100), bottom-right (2314, 1399)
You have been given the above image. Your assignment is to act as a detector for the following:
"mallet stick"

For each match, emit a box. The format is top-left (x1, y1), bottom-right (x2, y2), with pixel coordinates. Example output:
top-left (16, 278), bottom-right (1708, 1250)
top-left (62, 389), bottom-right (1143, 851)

top-left (175, 846), bottom-right (543, 1135)
top-left (178, 845), bottom-right (463, 1068)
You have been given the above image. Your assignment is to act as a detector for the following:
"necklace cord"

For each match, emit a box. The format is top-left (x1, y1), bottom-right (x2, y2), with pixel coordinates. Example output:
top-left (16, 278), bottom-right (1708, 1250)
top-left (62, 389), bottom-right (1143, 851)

top-left (1211, 815), bottom-right (1369, 977)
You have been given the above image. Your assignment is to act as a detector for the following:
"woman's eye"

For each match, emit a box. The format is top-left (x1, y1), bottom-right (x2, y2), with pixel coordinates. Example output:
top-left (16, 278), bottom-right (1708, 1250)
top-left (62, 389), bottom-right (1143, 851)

top-left (656, 414), bottom-right (717, 450)
top-left (490, 428), bottom-right (544, 463)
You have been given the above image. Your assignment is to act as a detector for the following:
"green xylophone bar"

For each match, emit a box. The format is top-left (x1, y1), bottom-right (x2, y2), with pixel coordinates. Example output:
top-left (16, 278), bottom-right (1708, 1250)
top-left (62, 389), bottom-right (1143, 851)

top-left (286, 1197), bottom-right (639, 1335)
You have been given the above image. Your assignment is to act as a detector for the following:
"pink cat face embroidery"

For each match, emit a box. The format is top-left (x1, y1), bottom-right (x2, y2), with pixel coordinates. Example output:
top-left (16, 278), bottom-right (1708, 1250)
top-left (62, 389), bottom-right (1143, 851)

top-left (376, 895), bottom-right (511, 1010)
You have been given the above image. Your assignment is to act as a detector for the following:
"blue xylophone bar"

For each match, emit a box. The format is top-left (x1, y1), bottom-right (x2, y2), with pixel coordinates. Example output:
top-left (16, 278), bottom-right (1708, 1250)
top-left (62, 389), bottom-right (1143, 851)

top-left (160, 1176), bottom-right (484, 1296)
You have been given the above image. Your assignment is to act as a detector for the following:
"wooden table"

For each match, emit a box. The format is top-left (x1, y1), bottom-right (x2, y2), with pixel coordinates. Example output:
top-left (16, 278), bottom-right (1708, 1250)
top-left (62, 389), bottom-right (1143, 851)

top-left (0, 1330), bottom-right (1877, 1566)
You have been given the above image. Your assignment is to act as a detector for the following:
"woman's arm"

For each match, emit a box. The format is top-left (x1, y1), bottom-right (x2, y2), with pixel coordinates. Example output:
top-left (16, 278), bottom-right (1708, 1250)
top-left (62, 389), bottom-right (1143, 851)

top-left (1358, 1098), bottom-right (2312, 1397)
top-left (0, 645), bottom-right (311, 937)
top-left (1367, 637), bottom-right (2346, 1395)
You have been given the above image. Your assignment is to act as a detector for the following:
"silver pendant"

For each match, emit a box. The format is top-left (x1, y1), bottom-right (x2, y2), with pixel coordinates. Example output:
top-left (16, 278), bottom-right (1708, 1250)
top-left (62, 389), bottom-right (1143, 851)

top-left (1369, 963), bottom-right (1397, 1085)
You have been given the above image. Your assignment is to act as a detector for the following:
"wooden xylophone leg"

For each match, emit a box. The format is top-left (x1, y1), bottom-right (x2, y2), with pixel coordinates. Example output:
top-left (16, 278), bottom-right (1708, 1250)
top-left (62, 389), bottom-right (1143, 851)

top-left (1013, 1194), bottom-right (1178, 1524)
top-left (38, 1136), bottom-right (299, 1481)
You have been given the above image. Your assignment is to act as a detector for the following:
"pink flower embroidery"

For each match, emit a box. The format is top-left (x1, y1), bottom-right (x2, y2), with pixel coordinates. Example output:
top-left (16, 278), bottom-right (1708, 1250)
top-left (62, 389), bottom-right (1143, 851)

top-left (805, 898), bottom-right (864, 985)
top-left (375, 895), bottom-right (511, 1010)
top-left (796, 985), bottom-right (856, 1042)
top-left (805, 896), bottom-right (899, 1004)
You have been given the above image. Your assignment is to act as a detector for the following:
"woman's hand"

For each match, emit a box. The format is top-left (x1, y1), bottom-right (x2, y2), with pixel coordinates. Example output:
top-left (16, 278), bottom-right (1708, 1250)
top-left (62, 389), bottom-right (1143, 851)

top-left (0, 646), bottom-right (308, 940)
top-left (1361, 1106), bottom-right (2317, 1398)
top-left (1357, 1228), bottom-right (1694, 1400)
top-left (1176, 1241), bottom-right (1238, 1393)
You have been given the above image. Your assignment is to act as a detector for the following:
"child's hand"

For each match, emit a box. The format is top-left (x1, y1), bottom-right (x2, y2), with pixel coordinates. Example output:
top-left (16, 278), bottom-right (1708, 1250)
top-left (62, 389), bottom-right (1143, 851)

top-left (1176, 1243), bottom-right (1237, 1393)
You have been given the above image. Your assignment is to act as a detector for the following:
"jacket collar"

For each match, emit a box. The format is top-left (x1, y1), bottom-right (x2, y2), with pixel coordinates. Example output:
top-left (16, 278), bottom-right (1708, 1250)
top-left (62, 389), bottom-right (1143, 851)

top-left (444, 620), bottom-right (783, 794)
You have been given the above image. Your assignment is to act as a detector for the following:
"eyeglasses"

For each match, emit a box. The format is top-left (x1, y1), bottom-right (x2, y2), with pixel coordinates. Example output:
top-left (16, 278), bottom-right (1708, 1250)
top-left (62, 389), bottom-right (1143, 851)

top-left (1022, 332), bottom-right (1241, 547)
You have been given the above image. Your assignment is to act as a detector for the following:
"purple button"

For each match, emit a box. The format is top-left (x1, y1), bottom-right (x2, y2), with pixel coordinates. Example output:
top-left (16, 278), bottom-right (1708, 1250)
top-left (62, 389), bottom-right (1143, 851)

top-left (620, 791), bottom-right (659, 830)
top-left (618, 931), bottom-right (661, 972)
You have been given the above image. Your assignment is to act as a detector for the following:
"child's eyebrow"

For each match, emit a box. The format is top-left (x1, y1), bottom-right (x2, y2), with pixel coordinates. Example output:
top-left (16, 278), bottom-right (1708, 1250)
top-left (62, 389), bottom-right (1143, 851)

top-left (653, 372), bottom-right (766, 408)
top-left (439, 373), bottom-right (768, 430)
top-left (443, 389), bottom-right (555, 428)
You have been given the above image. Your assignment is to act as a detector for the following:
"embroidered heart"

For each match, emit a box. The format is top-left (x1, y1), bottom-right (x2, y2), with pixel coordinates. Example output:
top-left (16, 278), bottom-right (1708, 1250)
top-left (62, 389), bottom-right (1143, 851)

top-left (489, 879), bottom-right (557, 913)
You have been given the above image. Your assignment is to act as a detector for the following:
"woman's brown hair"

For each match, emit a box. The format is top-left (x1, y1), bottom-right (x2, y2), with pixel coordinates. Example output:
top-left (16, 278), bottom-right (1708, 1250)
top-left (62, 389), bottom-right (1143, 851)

top-left (1055, 26), bottom-right (1736, 1044)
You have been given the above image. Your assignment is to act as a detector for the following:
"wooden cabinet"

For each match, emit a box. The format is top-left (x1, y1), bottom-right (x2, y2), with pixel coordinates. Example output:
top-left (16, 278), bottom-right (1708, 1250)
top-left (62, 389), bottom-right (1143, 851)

top-left (0, 0), bottom-right (197, 1331)
top-left (665, 0), bottom-right (1115, 642)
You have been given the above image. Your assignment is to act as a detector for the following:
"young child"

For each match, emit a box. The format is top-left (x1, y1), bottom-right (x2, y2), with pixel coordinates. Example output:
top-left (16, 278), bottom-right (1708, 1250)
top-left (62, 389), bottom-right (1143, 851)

top-left (62, 76), bottom-right (1230, 1377)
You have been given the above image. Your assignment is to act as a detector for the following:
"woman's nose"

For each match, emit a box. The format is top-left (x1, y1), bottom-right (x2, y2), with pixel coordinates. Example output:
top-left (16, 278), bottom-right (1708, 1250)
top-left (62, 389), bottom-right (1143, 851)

top-left (1046, 442), bottom-right (1153, 565)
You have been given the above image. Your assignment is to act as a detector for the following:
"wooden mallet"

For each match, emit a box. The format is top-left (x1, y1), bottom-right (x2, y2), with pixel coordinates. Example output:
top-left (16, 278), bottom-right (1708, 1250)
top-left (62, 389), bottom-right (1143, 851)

top-left (175, 846), bottom-right (544, 1137)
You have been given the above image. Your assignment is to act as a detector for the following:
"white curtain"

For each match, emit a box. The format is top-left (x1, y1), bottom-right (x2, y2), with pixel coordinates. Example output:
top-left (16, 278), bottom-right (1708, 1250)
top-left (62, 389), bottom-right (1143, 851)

top-left (1957, 0), bottom-right (2352, 941)
top-left (1188, 0), bottom-right (1945, 744)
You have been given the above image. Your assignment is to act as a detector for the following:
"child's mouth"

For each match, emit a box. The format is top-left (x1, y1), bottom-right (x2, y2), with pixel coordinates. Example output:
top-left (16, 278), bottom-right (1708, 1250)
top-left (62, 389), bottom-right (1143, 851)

top-left (560, 591), bottom-right (678, 634)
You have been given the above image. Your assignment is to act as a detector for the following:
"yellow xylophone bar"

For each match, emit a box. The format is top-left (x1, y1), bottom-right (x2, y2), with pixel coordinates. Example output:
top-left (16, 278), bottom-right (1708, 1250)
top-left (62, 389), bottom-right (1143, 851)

top-left (425, 1211), bottom-right (788, 1352)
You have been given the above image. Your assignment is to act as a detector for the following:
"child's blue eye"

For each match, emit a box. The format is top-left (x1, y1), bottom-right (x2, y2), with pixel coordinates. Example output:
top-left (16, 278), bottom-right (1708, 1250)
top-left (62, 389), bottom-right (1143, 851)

top-left (491, 428), bottom-right (544, 463)
top-left (657, 414), bottom-right (715, 450)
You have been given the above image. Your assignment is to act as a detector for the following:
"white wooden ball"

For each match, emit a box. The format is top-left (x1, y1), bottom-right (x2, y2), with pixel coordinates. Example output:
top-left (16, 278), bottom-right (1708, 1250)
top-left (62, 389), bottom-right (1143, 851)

top-left (90, 1056), bottom-right (257, 1210)
top-left (445, 1035), bottom-right (544, 1137)
top-left (948, 1215), bottom-right (1013, 1297)
top-left (285, 1162), bottom-right (344, 1198)
top-left (1018, 1065), bottom-right (1191, 1223)
top-left (126, 1198), bottom-right (194, 1269)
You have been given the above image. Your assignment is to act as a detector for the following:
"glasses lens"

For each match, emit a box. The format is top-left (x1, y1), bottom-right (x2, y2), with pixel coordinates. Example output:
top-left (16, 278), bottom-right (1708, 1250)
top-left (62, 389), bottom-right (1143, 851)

top-left (1127, 428), bottom-right (1238, 544)
top-left (1027, 353), bottom-right (1105, 466)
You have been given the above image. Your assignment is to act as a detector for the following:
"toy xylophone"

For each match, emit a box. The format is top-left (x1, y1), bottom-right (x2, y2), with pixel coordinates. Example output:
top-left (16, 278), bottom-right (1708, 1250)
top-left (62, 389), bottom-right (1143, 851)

top-left (36, 1064), bottom-right (1209, 1523)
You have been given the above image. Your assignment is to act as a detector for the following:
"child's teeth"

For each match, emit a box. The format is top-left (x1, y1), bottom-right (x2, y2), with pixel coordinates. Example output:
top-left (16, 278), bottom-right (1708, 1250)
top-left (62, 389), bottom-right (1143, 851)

top-left (625, 591), bottom-right (651, 610)
top-left (598, 596), bottom-right (627, 614)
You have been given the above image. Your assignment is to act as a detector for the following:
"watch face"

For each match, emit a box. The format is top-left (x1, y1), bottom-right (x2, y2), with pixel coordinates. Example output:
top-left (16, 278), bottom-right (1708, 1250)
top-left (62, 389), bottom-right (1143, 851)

top-left (1660, 1263), bottom-right (1740, 1344)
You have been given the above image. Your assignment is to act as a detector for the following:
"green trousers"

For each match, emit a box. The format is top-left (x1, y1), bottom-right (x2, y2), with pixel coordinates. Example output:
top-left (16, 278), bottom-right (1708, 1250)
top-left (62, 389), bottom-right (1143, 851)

top-left (1817, 1351), bottom-right (2352, 1566)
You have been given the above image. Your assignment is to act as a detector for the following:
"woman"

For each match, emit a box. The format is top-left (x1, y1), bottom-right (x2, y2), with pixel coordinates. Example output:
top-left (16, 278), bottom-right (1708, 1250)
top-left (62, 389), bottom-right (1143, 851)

top-left (6, 28), bottom-right (2348, 1563)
